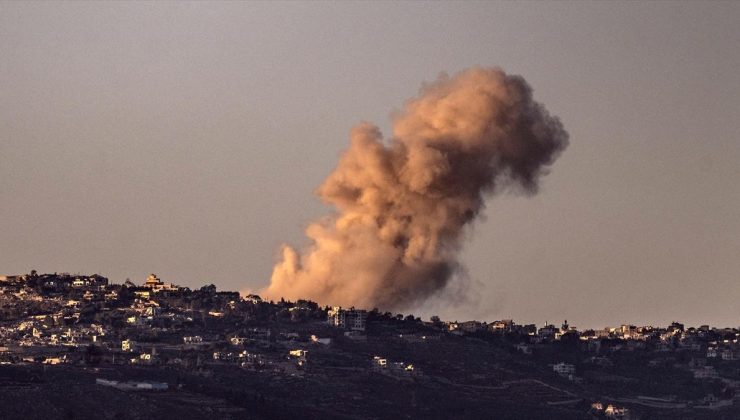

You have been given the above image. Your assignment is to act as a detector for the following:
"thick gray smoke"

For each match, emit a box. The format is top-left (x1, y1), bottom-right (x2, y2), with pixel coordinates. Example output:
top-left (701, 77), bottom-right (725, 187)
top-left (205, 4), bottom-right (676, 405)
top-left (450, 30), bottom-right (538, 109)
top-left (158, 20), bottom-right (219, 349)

top-left (260, 67), bottom-right (568, 310)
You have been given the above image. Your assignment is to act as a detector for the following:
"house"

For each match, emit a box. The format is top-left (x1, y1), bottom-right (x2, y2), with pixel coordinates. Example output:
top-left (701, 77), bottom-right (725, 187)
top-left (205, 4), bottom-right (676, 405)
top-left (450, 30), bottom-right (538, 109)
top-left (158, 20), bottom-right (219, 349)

top-left (240, 352), bottom-right (266, 369)
top-left (553, 362), bottom-right (576, 379)
top-left (230, 337), bottom-right (248, 346)
top-left (289, 349), bottom-right (308, 358)
top-left (122, 339), bottom-right (135, 352)
top-left (507, 323), bottom-right (533, 336)
top-left (310, 335), bottom-right (331, 345)
top-left (143, 305), bottom-right (161, 318)
top-left (489, 319), bottom-right (514, 334)
top-left (721, 348), bottom-right (739, 361)
top-left (457, 321), bottom-right (485, 333)
top-left (538, 324), bottom-right (558, 341)
top-left (288, 349), bottom-right (308, 367)
top-left (399, 333), bottom-right (439, 343)
top-left (692, 366), bottom-right (719, 379)
top-left (131, 381), bottom-right (168, 391)
top-left (372, 356), bottom-right (418, 378)
top-left (126, 316), bottom-right (145, 326)
top-left (372, 356), bottom-right (387, 370)
top-left (133, 290), bottom-right (151, 300)
top-left (213, 351), bottom-right (237, 362)
top-left (604, 404), bottom-right (629, 418)
top-left (702, 394), bottom-right (719, 405)
top-left (96, 378), bottom-right (168, 391)
top-left (447, 322), bottom-right (463, 335)
top-left (69, 275), bottom-right (109, 290)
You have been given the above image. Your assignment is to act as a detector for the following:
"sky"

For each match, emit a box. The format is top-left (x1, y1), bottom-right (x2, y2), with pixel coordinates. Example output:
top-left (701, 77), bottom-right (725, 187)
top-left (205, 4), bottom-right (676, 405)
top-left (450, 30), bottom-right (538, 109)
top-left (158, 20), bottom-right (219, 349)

top-left (1, 1), bottom-right (739, 329)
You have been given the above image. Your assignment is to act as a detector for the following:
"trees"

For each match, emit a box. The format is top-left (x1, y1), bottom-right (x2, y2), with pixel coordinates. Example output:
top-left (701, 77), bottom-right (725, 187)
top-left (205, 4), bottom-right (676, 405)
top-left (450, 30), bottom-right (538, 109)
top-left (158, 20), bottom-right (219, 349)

top-left (200, 284), bottom-right (217, 294)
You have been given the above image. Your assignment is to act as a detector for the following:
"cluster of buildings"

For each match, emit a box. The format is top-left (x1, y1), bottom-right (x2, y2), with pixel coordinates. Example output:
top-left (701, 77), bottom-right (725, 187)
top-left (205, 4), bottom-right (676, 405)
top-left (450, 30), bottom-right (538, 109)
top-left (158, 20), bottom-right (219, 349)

top-left (442, 316), bottom-right (740, 358)
top-left (590, 402), bottom-right (630, 419)
top-left (3, 271), bottom-right (740, 416)
top-left (371, 355), bottom-right (419, 379)
top-left (0, 272), bottom-right (376, 377)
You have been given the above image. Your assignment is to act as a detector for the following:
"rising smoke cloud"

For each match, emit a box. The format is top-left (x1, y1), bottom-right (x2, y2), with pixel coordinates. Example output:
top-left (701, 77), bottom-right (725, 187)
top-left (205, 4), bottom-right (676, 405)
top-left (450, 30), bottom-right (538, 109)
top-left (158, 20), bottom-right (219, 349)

top-left (260, 67), bottom-right (568, 311)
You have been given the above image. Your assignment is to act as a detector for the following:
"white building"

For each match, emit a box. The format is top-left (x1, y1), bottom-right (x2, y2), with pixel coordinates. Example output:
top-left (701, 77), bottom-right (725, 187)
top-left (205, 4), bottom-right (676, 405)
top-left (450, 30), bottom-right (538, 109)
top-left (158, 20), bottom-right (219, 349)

top-left (693, 366), bottom-right (719, 379)
top-left (373, 356), bottom-right (387, 369)
top-left (721, 349), bottom-right (739, 361)
top-left (553, 362), bottom-right (576, 378)
top-left (230, 337), bottom-right (247, 346)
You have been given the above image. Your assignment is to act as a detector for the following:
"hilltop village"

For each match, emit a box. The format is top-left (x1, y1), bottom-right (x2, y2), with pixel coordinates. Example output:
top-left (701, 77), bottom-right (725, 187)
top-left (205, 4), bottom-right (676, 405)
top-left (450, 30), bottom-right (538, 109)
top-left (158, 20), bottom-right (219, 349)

top-left (1, 272), bottom-right (739, 419)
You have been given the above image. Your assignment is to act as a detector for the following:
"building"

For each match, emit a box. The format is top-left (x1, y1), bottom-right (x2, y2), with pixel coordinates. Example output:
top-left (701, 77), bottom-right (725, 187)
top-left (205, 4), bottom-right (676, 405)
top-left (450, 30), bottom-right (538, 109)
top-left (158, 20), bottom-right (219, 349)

top-left (327, 307), bottom-right (367, 331)
top-left (538, 324), bottom-right (558, 341)
top-left (230, 337), bottom-right (248, 346)
top-left (721, 348), bottom-right (739, 361)
top-left (122, 339), bottom-right (135, 352)
top-left (288, 349), bottom-right (308, 367)
top-left (553, 362), bottom-right (576, 378)
top-left (372, 356), bottom-right (417, 378)
top-left (142, 274), bottom-right (179, 293)
top-left (144, 274), bottom-right (163, 289)
top-left (310, 335), bottom-right (332, 345)
top-left (456, 321), bottom-right (485, 333)
top-left (604, 404), bottom-right (630, 419)
top-left (489, 319), bottom-right (514, 334)
top-left (96, 378), bottom-right (168, 391)
top-left (692, 366), bottom-right (719, 379)
top-left (289, 349), bottom-right (308, 358)
top-left (372, 356), bottom-right (387, 369)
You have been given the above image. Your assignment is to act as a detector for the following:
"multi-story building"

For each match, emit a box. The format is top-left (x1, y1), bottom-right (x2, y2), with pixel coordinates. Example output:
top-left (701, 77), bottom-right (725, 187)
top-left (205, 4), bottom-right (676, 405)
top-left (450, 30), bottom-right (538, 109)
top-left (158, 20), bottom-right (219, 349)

top-left (327, 307), bottom-right (367, 331)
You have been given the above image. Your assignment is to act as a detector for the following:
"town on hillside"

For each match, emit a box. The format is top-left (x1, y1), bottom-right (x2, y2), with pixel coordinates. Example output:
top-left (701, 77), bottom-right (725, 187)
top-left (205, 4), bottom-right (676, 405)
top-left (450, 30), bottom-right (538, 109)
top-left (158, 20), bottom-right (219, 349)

top-left (1, 272), bottom-right (739, 419)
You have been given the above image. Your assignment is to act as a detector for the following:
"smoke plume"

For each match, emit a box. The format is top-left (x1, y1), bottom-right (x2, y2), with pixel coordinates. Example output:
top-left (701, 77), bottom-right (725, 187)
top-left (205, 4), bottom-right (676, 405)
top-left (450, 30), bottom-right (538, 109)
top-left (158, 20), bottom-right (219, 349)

top-left (260, 67), bottom-right (568, 310)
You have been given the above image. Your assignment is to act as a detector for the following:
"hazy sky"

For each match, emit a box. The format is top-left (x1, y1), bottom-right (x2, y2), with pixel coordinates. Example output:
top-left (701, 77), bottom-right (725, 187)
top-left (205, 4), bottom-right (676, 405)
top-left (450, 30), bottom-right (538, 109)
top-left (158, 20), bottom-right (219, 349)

top-left (2, 2), bottom-right (739, 328)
